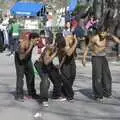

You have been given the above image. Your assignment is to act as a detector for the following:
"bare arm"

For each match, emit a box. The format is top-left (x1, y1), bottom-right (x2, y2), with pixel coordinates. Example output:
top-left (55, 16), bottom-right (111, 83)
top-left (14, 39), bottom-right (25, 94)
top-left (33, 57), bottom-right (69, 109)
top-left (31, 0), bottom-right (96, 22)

top-left (82, 45), bottom-right (89, 66)
top-left (19, 40), bottom-right (26, 60)
top-left (65, 35), bottom-right (78, 56)
top-left (24, 38), bottom-right (37, 55)
top-left (19, 39), bottom-right (36, 60)
top-left (19, 45), bottom-right (33, 60)
top-left (44, 49), bottom-right (57, 65)
top-left (110, 34), bottom-right (120, 44)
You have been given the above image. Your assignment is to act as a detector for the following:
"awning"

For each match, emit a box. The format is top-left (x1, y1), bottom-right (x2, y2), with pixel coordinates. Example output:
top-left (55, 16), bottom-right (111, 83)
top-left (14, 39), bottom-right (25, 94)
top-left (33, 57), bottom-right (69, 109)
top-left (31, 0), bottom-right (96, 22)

top-left (10, 2), bottom-right (45, 16)
top-left (68, 0), bottom-right (78, 13)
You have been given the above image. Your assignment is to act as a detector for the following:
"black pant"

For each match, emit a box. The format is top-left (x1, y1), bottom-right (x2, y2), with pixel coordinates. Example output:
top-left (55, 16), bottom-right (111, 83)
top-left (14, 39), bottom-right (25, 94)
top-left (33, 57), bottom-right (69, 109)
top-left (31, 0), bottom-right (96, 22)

top-left (15, 53), bottom-right (36, 98)
top-left (34, 61), bottom-right (50, 101)
top-left (0, 30), bottom-right (4, 52)
top-left (47, 63), bottom-right (62, 99)
top-left (10, 36), bottom-right (19, 53)
top-left (92, 56), bottom-right (112, 98)
top-left (60, 56), bottom-right (76, 99)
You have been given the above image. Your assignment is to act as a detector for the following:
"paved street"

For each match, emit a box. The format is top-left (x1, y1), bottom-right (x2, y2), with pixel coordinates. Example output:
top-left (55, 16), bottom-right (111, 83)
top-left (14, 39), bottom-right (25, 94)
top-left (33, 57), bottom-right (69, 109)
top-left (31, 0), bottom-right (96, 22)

top-left (0, 51), bottom-right (120, 120)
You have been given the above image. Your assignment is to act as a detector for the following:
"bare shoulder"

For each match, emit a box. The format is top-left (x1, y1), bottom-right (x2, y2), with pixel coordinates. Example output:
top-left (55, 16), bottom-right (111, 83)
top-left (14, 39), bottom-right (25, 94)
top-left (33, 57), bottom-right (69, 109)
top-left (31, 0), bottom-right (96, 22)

top-left (90, 35), bottom-right (99, 43)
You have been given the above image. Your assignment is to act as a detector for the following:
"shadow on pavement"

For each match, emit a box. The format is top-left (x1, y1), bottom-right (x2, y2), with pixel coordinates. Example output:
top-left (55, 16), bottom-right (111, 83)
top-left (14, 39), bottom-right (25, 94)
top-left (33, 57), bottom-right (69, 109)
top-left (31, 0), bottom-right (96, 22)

top-left (76, 88), bottom-right (94, 100)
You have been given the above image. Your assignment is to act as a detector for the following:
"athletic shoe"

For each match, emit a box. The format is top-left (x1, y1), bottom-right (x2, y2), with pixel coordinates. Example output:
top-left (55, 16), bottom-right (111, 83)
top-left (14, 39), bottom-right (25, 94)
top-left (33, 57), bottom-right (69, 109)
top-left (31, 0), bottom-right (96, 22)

top-left (52, 97), bottom-right (67, 102)
top-left (33, 112), bottom-right (42, 118)
top-left (15, 96), bottom-right (24, 102)
top-left (42, 101), bottom-right (48, 107)
top-left (24, 96), bottom-right (32, 100)
top-left (32, 94), bottom-right (40, 99)
top-left (96, 98), bottom-right (104, 103)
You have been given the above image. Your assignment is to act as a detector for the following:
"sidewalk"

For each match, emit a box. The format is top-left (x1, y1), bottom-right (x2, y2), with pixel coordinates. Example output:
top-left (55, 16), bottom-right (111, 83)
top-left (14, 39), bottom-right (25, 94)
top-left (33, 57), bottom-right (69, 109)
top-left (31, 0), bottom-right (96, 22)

top-left (0, 52), bottom-right (120, 120)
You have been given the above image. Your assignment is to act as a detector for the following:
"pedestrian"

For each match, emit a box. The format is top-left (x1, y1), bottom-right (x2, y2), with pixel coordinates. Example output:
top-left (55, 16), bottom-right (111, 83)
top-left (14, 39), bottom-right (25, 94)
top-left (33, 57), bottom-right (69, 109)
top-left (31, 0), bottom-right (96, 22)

top-left (63, 21), bottom-right (73, 38)
top-left (8, 18), bottom-right (20, 55)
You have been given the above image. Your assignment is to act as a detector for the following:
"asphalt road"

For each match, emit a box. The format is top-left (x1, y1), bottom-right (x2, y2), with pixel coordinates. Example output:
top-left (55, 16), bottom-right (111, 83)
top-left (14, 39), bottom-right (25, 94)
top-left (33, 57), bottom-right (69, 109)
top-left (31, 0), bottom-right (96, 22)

top-left (0, 51), bottom-right (120, 120)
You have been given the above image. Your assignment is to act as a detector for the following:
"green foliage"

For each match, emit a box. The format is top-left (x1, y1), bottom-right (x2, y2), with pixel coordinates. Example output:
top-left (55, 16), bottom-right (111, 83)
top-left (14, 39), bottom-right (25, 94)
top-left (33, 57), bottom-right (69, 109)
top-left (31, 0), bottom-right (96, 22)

top-left (72, 4), bottom-right (89, 16)
top-left (67, 0), bottom-right (71, 4)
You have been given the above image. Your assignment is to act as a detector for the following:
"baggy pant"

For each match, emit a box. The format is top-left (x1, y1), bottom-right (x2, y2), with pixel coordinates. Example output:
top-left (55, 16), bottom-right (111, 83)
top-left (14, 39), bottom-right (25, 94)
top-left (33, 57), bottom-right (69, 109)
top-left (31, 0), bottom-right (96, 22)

top-left (34, 61), bottom-right (50, 101)
top-left (46, 63), bottom-right (62, 99)
top-left (60, 56), bottom-right (76, 99)
top-left (15, 53), bottom-right (36, 98)
top-left (92, 56), bottom-right (112, 98)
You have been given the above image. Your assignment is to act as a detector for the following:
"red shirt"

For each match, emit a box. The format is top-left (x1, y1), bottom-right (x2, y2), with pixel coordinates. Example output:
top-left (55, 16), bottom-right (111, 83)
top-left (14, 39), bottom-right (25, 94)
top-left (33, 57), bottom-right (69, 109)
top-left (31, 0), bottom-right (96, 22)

top-left (37, 37), bottom-right (47, 55)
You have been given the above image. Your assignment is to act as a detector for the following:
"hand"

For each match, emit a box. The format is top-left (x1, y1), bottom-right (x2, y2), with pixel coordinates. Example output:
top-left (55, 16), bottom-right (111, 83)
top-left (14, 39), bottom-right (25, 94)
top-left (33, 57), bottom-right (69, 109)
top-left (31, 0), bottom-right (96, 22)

top-left (82, 59), bottom-right (86, 67)
top-left (56, 65), bottom-right (61, 74)
top-left (58, 69), bottom-right (61, 74)
top-left (106, 32), bottom-right (112, 37)
top-left (54, 47), bottom-right (58, 54)
top-left (55, 64), bottom-right (60, 69)
top-left (30, 39), bottom-right (37, 47)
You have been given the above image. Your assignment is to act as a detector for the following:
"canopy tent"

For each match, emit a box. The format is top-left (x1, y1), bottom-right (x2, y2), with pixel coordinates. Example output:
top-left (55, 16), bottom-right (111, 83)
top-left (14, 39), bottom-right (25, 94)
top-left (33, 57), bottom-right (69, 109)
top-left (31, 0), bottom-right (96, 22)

top-left (68, 0), bottom-right (78, 13)
top-left (10, 2), bottom-right (45, 16)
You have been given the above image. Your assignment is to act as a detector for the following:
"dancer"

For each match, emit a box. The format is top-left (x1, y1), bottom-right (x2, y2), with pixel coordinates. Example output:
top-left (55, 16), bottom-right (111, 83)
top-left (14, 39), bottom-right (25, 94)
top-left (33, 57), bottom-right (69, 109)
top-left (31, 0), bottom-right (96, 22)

top-left (34, 30), bottom-right (50, 106)
top-left (15, 32), bottom-right (39, 101)
top-left (82, 27), bottom-right (120, 102)
top-left (56, 32), bottom-right (77, 101)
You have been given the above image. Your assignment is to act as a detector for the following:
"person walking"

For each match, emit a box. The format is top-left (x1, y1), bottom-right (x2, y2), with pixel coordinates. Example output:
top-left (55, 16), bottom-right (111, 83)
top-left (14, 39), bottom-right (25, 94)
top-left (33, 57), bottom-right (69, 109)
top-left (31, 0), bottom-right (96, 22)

top-left (8, 18), bottom-right (20, 55)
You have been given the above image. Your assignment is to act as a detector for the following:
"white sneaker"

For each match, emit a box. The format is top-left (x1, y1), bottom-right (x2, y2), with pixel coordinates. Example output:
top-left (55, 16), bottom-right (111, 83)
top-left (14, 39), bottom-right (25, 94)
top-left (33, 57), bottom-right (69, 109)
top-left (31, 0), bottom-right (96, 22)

top-left (96, 98), bottom-right (104, 103)
top-left (42, 101), bottom-right (48, 107)
top-left (33, 112), bottom-right (42, 118)
top-left (53, 97), bottom-right (67, 102)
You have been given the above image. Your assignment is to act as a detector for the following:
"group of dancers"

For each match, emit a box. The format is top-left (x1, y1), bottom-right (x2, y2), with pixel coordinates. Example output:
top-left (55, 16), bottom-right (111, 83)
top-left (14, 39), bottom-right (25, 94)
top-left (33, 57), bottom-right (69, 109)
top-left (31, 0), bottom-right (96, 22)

top-left (14, 21), bottom-right (120, 106)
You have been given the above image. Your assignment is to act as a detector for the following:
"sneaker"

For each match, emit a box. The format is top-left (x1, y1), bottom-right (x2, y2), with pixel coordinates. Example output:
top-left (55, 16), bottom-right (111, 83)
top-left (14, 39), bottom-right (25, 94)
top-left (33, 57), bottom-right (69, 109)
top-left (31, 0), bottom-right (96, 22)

top-left (67, 99), bottom-right (74, 103)
top-left (6, 52), bottom-right (14, 56)
top-left (15, 97), bottom-right (24, 102)
top-left (104, 95), bottom-right (113, 99)
top-left (52, 97), bottom-right (67, 102)
top-left (67, 97), bottom-right (74, 101)
top-left (42, 101), bottom-right (48, 107)
top-left (32, 94), bottom-right (40, 99)
top-left (96, 98), bottom-right (104, 103)
top-left (24, 96), bottom-right (32, 100)
top-left (103, 95), bottom-right (113, 100)
top-left (33, 112), bottom-right (42, 118)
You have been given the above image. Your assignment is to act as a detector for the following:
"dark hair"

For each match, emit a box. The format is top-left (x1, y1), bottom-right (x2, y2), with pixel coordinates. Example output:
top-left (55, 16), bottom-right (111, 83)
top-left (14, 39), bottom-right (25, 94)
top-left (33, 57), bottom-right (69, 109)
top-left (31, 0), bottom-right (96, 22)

top-left (95, 19), bottom-right (106, 33)
top-left (85, 36), bottom-right (90, 46)
top-left (20, 32), bottom-right (39, 41)
top-left (55, 32), bottom-right (66, 49)
top-left (29, 32), bottom-right (39, 40)
top-left (65, 21), bottom-right (72, 30)
top-left (40, 30), bottom-right (45, 36)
